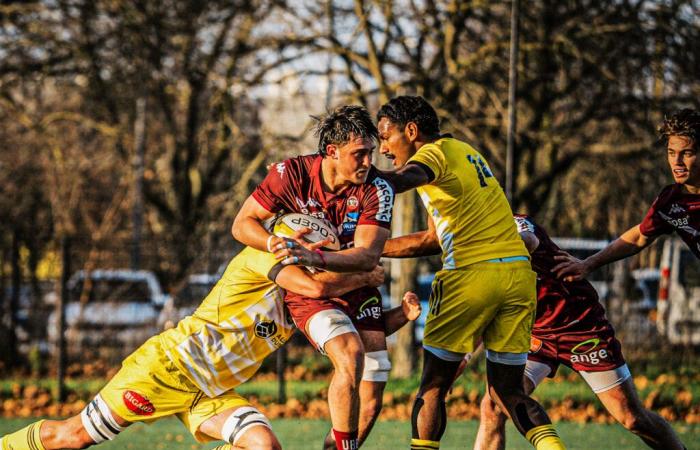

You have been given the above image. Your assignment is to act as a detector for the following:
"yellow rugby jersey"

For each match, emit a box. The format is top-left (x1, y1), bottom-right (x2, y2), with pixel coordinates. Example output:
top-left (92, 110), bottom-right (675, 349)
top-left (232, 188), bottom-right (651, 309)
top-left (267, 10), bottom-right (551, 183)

top-left (159, 247), bottom-right (294, 398)
top-left (408, 137), bottom-right (528, 269)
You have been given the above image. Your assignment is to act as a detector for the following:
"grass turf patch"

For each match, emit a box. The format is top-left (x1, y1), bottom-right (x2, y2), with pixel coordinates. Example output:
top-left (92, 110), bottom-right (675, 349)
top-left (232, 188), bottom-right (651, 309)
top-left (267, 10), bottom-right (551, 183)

top-left (1, 418), bottom-right (699, 449)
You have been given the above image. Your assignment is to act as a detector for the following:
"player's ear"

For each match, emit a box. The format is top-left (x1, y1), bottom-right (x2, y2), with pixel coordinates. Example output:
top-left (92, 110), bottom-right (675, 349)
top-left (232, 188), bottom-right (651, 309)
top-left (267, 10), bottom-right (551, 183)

top-left (326, 144), bottom-right (339, 160)
top-left (405, 122), bottom-right (419, 142)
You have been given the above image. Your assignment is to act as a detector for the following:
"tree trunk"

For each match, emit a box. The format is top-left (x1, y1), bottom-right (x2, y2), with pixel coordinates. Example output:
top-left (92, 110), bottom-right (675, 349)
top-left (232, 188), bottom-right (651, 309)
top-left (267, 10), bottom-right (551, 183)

top-left (389, 192), bottom-right (418, 378)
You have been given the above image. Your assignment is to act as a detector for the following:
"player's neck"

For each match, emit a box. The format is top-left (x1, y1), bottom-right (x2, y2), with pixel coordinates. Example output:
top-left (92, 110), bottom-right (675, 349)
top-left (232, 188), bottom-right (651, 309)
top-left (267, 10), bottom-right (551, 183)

top-left (320, 159), bottom-right (352, 194)
top-left (682, 182), bottom-right (700, 194)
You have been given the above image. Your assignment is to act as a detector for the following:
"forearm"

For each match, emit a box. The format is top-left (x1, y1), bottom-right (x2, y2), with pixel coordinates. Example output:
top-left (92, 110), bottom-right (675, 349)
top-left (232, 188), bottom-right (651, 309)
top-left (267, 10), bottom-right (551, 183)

top-left (310, 270), bottom-right (371, 298)
top-left (320, 247), bottom-right (380, 272)
top-left (383, 231), bottom-right (441, 258)
top-left (384, 306), bottom-right (409, 336)
top-left (231, 216), bottom-right (273, 251)
top-left (586, 225), bottom-right (651, 270)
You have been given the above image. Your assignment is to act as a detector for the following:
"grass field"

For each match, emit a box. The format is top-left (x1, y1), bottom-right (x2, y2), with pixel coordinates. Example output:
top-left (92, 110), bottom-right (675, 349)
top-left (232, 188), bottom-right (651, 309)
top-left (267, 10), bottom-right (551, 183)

top-left (1, 418), bottom-right (699, 449)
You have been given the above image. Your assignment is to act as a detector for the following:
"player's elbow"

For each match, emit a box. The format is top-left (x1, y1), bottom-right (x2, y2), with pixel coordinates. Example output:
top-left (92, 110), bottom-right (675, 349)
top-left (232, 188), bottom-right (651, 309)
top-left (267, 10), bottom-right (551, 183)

top-left (231, 214), bottom-right (246, 242)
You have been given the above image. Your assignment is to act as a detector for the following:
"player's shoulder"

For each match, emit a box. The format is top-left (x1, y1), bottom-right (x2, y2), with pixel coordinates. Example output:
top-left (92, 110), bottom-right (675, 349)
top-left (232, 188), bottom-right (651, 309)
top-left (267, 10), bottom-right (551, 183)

top-left (652, 183), bottom-right (683, 205)
top-left (274, 153), bottom-right (318, 177)
top-left (364, 166), bottom-right (396, 194)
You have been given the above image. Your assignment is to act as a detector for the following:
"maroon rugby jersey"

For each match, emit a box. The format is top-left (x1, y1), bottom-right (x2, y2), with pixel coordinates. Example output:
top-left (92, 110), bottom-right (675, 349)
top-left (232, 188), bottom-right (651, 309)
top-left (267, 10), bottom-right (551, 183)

top-left (252, 154), bottom-right (395, 305)
top-left (514, 215), bottom-right (609, 337)
top-left (639, 184), bottom-right (700, 258)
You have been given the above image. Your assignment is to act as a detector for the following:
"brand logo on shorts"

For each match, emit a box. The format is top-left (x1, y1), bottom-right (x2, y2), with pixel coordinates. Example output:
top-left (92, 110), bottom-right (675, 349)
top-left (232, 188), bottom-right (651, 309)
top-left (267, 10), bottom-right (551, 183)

top-left (570, 337), bottom-right (608, 365)
top-left (254, 319), bottom-right (278, 339)
top-left (123, 391), bottom-right (155, 416)
top-left (529, 337), bottom-right (542, 353)
top-left (356, 296), bottom-right (382, 321)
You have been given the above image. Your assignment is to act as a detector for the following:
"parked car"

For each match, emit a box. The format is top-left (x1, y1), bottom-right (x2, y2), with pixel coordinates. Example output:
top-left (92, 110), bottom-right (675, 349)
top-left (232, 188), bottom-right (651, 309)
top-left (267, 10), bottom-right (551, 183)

top-left (48, 269), bottom-right (169, 359)
top-left (657, 239), bottom-right (700, 345)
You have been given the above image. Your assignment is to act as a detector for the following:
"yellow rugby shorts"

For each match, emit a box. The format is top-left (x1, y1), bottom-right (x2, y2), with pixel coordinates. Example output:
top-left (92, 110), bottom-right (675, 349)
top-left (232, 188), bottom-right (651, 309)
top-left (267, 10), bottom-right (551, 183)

top-left (98, 335), bottom-right (250, 442)
top-left (422, 260), bottom-right (536, 354)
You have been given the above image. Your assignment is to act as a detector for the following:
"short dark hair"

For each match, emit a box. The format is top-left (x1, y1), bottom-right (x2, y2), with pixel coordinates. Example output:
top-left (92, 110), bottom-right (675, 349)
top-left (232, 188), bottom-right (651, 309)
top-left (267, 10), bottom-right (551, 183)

top-left (376, 96), bottom-right (440, 137)
top-left (313, 105), bottom-right (378, 156)
top-left (658, 108), bottom-right (700, 149)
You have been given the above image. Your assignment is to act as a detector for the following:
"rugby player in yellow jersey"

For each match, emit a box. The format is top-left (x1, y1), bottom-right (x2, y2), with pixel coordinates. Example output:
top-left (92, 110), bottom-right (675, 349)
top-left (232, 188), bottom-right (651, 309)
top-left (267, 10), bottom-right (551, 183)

top-left (0, 242), bottom-right (419, 450)
top-left (376, 96), bottom-right (565, 450)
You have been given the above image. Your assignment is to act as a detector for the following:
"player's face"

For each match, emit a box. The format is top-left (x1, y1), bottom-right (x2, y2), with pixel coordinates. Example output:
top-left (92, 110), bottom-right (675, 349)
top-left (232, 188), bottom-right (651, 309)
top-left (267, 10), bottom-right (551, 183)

top-left (332, 135), bottom-right (375, 184)
top-left (378, 117), bottom-right (413, 168)
top-left (667, 135), bottom-right (700, 186)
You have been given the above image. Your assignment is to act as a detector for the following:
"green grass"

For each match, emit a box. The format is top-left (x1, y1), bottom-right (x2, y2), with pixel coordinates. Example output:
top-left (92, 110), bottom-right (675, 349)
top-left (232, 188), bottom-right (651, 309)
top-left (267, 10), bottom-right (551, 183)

top-left (1, 418), bottom-right (699, 449)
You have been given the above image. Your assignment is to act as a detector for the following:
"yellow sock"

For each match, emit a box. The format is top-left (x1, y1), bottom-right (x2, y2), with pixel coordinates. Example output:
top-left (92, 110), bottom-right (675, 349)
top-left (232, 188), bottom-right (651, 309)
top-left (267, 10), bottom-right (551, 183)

top-left (525, 424), bottom-right (566, 450)
top-left (410, 438), bottom-right (440, 450)
top-left (1, 420), bottom-right (46, 450)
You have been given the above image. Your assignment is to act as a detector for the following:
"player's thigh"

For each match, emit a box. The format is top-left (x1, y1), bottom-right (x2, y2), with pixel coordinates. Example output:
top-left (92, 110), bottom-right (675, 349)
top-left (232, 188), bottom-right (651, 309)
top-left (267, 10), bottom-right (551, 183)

top-left (593, 375), bottom-right (645, 423)
top-left (483, 264), bottom-right (536, 354)
top-left (422, 269), bottom-right (502, 355)
top-left (99, 336), bottom-right (200, 423)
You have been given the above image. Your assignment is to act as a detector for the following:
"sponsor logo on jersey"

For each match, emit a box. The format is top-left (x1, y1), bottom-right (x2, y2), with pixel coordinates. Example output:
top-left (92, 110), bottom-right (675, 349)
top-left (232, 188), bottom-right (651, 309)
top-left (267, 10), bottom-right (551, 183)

top-left (658, 211), bottom-right (699, 236)
top-left (372, 178), bottom-right (394, 222)
top-left (347, 196), bottom-right (359, 210)
top-left (341, 211), bottom-right (360, 235)
top-left (276, 162), bottom-right (286, 177)
top-left (529, 336), bottom-right (542, 353)
top-left (123, 391), bottom-right (155, 416)
top-left (254, 319), bottom-right (278, 339)
top-left (356, 296), bottom-right (382, 321)
top-left (569, 337), bottom-right (608, 365)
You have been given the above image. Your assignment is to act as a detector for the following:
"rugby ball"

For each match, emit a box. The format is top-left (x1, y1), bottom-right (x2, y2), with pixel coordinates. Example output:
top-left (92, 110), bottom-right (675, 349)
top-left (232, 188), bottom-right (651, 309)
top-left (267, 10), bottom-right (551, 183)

top-left (273, 213), bottom-right (341, 251)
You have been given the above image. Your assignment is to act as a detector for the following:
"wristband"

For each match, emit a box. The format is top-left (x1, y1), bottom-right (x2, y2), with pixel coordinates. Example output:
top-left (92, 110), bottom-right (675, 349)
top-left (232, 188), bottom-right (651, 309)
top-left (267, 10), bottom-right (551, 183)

top-left (314, 249), bottom-right (327, 267)
top-left (266, 235), bottom-right (275, 253)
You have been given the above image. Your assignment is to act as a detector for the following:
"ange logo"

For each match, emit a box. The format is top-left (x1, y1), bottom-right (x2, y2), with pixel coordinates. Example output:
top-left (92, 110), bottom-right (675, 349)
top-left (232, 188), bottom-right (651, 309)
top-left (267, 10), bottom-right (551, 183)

top-left (570, 337), bottom-right (608, 365)
top-left (356, 296), bottom-right (382, 321)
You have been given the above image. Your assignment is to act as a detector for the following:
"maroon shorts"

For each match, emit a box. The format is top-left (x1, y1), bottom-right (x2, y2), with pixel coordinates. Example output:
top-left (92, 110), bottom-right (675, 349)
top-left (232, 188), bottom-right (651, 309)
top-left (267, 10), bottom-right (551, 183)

top-left (284, 287), bottom-right (385, 336)
top-left (528, 327), bottom-right (626, 375)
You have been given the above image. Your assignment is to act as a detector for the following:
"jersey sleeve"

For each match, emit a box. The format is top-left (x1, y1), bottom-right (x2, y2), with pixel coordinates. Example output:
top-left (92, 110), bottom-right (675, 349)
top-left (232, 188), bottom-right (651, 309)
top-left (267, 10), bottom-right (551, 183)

top-left (251, 161), bottom-right (293, 213)
top-left (357, 176), bottom-right (395, 229)
top-left (639, 195), bottom-right (673, 238)
top-left (514, 215), bottom-right (536, 234)
top-left (407, 143), bottom-right (447, 182)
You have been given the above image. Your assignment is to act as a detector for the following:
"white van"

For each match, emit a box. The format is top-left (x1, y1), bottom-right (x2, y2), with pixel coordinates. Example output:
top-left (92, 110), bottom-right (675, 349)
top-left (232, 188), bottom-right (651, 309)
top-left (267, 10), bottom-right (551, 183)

top-left (657, 239), bottom-right (700, 345)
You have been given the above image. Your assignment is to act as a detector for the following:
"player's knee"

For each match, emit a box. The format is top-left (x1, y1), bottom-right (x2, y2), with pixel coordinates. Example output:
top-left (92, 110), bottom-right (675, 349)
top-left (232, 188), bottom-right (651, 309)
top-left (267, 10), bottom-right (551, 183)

top-left (221, 406), bottom-right (275, 449)
top-left (619, 409), bottom-right (651, 434)
top-left (239, 427), bottom-right (281, 450)
top-left (362, 350), bottom-right (391, 382)
top-left (78, 394), bottom-right (127, 446)
top-left (479, 393), bottom-right (503, 421)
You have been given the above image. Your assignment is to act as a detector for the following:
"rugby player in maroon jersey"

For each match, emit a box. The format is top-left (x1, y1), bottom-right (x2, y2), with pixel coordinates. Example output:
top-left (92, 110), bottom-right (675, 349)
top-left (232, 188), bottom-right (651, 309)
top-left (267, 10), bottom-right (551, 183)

top-left (474, 215), bottom-right (686, 450)
top-left (554, 109), bottom-right (700, 277)
top-left (232, 105), bottom-right (395, 450)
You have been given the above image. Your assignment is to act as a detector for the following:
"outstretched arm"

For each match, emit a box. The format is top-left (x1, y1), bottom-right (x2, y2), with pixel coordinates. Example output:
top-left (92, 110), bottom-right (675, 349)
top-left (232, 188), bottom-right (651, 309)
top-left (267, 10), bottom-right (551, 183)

top-left (552, 224), bottom-right (654, 281)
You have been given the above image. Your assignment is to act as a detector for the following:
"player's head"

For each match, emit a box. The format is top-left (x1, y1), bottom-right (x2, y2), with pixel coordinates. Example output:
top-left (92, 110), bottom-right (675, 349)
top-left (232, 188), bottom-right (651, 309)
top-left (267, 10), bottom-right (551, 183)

top-left (376, 96), bottom-right (441, 168)
top-left (314, 105), bottom-right (377, 184)
top-left (659, 108), bottom-right (700, 186)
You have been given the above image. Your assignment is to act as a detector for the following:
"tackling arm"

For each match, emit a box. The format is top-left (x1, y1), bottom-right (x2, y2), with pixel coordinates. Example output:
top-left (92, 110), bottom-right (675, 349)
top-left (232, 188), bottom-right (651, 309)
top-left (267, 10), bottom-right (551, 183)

top-left (232, 196), bottom-right (284, 252)
top-left (383, 292), bottom-right (422, 336)
top-left (275, 224), bottom-right (390, 272)
top-left (274, 264), bottom-right (384, 299)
